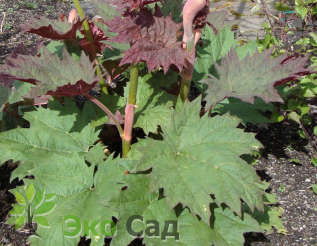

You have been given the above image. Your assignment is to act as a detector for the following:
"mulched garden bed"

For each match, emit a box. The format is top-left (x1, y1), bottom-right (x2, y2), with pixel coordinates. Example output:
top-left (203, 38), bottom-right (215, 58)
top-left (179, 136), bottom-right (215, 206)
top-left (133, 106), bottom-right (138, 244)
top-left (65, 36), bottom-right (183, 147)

top-left (0, 0), bottom-right (316, 245)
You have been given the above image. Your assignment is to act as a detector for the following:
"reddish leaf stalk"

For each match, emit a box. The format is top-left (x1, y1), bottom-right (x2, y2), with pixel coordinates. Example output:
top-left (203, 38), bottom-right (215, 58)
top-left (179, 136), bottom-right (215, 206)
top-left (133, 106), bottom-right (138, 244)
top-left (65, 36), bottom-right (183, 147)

top-left (73, 0), bottom-right (108, 94)
top-left (86, 94), bottom-right (124, 136)
top-left (179, 30), bottom-right (201, 102)
top-left (122, 65), bottom-right (139, 158)
top-left (179, 63), bottom-right (194, 102)
top-left (143, 0), bottom-right (160, 5)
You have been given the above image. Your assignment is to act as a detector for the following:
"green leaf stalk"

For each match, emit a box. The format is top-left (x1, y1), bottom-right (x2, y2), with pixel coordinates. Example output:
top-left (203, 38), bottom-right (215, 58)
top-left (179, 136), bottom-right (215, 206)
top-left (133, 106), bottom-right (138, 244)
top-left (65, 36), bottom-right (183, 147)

top-left (73, 0), bottom-right (108, 94)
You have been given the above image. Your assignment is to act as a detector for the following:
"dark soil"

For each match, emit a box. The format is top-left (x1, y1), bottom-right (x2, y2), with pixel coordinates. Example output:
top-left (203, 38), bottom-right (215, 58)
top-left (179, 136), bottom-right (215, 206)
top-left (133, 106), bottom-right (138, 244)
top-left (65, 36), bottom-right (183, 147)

top-left (247, 122), bottom-right (317, 246)
top-left (0, 0), bottom-right (316, 246)
top-left (0, 0), bottom-right (71, 64)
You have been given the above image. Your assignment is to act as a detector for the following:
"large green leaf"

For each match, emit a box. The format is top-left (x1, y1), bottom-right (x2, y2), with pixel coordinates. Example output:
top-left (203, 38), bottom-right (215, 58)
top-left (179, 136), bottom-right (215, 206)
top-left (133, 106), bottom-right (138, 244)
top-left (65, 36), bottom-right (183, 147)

top-left (129, 97), bottom-right (264, 224)
top-left (0, 81), bottom-right (33, 119)
top-left (0, 99), bottom-right (99, 194)
top-left (132, 73), bottom-right (177, 134)
top-left (28, 157), bottom-right (128, 246)
top-left (114, 196), bottom-right (262, 246)
top-left (110, 175), bottom-right (157, 246)
top-left (236, 40), bottom-right (258, 59)
top-left (211, 206), bottom-right (262, 245)
top-left (194, 25), bottom-right (235, 82)
top-left (143, 201), bottom-right (261, 246)
top-left (160, 0), bottom-right (183, 22)
top-left (203, 48), bottom-right (311, 107)
top-left (140, 200), bottom-right (217, 246)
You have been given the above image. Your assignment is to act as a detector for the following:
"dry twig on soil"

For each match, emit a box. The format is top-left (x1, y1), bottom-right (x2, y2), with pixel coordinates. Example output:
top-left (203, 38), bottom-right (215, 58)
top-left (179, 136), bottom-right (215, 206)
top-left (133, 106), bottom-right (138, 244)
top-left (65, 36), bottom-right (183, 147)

top-left (0, 12), bottom-right (6, 33)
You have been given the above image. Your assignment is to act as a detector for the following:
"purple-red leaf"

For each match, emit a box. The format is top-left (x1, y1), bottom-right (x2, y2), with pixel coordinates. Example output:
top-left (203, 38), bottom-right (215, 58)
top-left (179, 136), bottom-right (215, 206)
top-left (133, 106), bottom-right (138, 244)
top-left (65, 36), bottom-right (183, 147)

top-left (20, 16), bottom-right (82, 41)
top-left (203, 49), bottom-right (312, 107)
top-left (106, 8), bottom-right (155, 44)
top-left (47, 80), bottom-right (97, 97)
top-left (107, 0), bottom-right (162, 15)
top-left (107, 7), bottom-right (192, 73)
top-left (0, 47), bottom-right (98, 99)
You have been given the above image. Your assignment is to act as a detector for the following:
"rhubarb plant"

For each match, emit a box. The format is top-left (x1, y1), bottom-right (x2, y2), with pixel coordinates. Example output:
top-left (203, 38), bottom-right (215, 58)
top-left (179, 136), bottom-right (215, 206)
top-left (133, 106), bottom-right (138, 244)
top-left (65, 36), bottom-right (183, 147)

top-left (0, 0), bottom-right (312, 245)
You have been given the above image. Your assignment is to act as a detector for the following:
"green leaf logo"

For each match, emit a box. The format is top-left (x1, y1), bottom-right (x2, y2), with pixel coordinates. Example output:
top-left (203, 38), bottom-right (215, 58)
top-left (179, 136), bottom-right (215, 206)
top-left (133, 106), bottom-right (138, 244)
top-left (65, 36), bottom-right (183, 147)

top-left (7, 184), bottom-right (56, 229)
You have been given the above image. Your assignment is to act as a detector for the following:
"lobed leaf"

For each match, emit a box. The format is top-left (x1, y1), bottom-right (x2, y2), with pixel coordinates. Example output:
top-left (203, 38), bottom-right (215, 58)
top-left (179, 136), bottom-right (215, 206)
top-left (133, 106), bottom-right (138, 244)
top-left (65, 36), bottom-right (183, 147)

top-left (106, 8), bottom-right (156, 45)
top-left (113, 195), bottom-right (262, 246)
top-left (29, 157), bottom-right (129, 246)
top-left (203, 49), bottom-right (312, 108)
top-left (194, 25), bottom-right (235, 82)
top-left (160, 0), bottom-right (183, 22)
top-left (0, 48), bottom-right (98, 99)
top-left (110, 175), bottom-right (157, 246)
top-left (120, 14), bottom-right (193, 73)
top-left (210, 206), bottom-right (263, 245)
top-left (129, 97), bottom-right (264, 224)
top-left (131, 72), bottom-right (177, 133)
top-left (106, 7), bottom-right (192, 73)
top-left (20, 16), bottom-right (82, 40)
top-left (0, 99), bottom-right (99, 194)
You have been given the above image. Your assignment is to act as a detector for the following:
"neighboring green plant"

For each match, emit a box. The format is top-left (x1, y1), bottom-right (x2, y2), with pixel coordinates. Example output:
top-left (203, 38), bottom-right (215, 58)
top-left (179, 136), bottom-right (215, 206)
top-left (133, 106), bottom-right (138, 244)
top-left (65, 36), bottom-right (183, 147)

top-left (295, 32), bottom-right (317, 57)
top-left (45, 5), bottom-right (55, 15)
top-left (256, 3), bottom-right (317, 158)
top-left (7, 8), bottom-right (14, 14)
top-left (278, 184), bottom-right (286, 193)
top-left (295, 0), bottom-right (317, 20)
top-left (256, 23), bottom-right (285, 56)
top-left (3, 23), bottom-right (13, 31)
top-left (24, 1), bottom-right (39, 9)
top-left (313, 184), bottom-right (317, 194)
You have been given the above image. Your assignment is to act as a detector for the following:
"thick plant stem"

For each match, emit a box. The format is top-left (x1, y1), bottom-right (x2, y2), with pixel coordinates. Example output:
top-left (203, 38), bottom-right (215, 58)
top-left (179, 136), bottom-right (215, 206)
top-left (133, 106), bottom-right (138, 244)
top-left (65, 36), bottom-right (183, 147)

top-left (122, 65), bottom-right (139, 158)
top-left (86, 94), bottom-right (124, 136)
top-left (73, 0), bottom-right (108, 94)
top-left (179, 0), bottom-right (206, 102)
top-left (179, 76), bottom-right (192, 102)
top-left (179, 37), bottom-right (195, 102)
top-left (73, 0), bottom-right (93, 41)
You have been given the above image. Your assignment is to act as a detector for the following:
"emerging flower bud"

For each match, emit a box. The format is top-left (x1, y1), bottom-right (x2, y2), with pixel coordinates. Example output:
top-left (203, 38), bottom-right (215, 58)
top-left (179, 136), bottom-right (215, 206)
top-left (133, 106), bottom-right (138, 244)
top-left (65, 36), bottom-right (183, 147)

top-left (68, 8), bottom-right (79, 24)
top-left (182, 0), bottom-right (207, 49)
